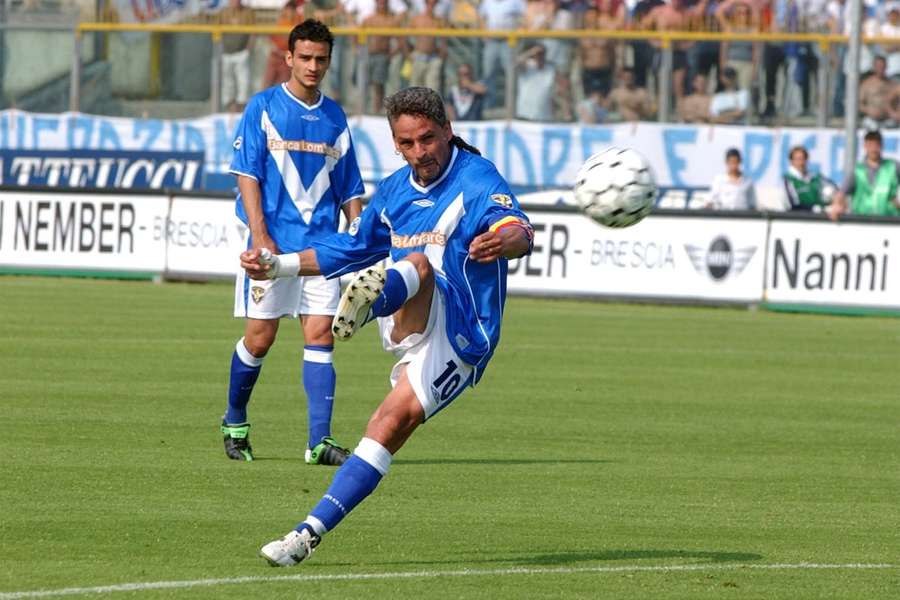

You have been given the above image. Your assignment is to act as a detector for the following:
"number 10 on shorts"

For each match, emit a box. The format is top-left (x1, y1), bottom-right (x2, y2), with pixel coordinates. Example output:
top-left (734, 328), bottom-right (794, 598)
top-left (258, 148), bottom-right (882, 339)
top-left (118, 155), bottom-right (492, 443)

top-left (432, 360), bottom-right (462, 403)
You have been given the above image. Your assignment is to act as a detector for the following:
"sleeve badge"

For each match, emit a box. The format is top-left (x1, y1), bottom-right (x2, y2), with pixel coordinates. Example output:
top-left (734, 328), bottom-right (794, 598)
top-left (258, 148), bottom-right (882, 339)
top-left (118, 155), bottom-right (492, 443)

top-left (490, 193), bottom-right (513, 208)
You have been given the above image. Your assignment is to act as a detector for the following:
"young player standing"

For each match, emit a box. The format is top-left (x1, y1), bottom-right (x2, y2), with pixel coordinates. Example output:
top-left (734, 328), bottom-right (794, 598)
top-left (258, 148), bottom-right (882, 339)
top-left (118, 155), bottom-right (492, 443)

top-left (239, 87), bottom-right (534, 565)
top-left (222, 20), bottom-right (364, 465)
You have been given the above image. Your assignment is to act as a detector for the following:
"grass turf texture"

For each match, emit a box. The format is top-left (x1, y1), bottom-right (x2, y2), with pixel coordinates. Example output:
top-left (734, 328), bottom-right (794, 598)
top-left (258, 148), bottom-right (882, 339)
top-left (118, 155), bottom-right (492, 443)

top-left (0, 276), bottom-right (897, 599)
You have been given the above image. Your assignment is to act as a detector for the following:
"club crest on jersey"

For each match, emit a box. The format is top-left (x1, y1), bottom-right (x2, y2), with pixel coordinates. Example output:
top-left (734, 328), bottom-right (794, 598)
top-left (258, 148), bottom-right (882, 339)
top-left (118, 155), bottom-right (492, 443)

top-left (233, 136), bottom-right (243, 150)
top-left (391, 231), bottom-right (447, 248)
top-left (412, 199), bottom-right (434, 208)
top-left (250, 286), bottom-right (266, 304)
top-left (490, 193), bottom-right (513, 208)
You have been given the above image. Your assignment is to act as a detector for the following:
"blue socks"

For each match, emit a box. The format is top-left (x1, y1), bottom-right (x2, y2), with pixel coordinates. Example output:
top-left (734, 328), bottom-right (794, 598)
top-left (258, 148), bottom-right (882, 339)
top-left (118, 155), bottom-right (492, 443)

top-left (303, 345), bottom-right (337, 448)
top-left (371, 260), bottom-right (420, 317)
top-left (299, 438), bottom-right (393, 535)
top-left (225, 337), bottom-right (263, 425)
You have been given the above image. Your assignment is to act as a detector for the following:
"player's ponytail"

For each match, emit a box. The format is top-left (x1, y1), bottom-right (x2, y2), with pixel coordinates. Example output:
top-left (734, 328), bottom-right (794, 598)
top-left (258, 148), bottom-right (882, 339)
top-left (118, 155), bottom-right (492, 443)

top-left (450, 135), bottom-right (481, 156)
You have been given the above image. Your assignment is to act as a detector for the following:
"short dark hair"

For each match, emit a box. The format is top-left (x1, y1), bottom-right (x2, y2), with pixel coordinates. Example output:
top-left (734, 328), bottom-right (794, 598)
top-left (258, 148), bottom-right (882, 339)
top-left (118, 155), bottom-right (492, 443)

top-left (789, 145), bottom-right (808, 160)
top-left (726, 148), bottom-right (742, 161)
top-left (722, 66), bottom-right (737, 80)
top-left (384, 87), bottom-right (481, 155)
top-left (864, 130), bottom-right (882, 143)
top-left (288, 19), bottom-right (334, 56)
top-left (386, 86), bottom-right (449, 128)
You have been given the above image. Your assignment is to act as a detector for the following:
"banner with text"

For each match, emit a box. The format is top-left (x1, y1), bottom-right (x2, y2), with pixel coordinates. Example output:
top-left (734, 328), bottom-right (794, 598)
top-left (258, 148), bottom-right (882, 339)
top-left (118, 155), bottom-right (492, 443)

top-left (0, 150), bottom-right (205, 190)
top-left (164, 197), bottom-right (247, 277)
top-left (0, 191), bottom-right (168, 272)
top-left (3, 110), bottom-right (897, 192)
top-left (765, 220), bottom-right (900, 309)
top-left (507, 213), bottom-right (767, 302)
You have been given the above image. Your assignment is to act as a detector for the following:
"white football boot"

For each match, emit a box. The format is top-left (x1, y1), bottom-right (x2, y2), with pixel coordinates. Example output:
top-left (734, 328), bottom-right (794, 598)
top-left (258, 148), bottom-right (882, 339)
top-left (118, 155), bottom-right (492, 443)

top-left (260, 528), bottom-right (321, 567)
top-left (332, 265), bottom-right (386, 341)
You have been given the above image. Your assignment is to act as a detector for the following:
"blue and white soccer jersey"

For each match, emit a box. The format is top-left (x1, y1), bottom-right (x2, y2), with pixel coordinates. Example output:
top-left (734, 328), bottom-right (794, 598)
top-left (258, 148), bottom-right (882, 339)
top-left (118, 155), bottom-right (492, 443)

top-left (230, 83), bottom-right (364, 318)
top-left (312, 146), bottom-right (533, 418)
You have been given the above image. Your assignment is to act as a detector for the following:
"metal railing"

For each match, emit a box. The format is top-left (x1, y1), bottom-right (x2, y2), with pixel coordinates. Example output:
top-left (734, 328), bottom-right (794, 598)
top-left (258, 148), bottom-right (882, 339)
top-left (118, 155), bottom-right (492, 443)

top-left (4, 21), bottom-right (894, 125)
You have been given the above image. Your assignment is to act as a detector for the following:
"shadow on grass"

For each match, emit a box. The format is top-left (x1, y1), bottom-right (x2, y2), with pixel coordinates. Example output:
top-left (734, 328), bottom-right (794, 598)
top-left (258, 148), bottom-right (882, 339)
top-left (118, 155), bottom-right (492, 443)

top-left (372, 548), bottom-right (762, 568)
top-left (392, 458), bottom-right (612, 466)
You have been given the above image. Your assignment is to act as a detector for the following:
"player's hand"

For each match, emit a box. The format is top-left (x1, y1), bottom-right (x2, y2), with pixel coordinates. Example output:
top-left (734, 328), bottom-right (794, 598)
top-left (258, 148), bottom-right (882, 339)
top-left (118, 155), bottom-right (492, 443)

top-left (241, 248), bottom-right (272, 280)
top-left (468, 231), bottom-right (504, 263)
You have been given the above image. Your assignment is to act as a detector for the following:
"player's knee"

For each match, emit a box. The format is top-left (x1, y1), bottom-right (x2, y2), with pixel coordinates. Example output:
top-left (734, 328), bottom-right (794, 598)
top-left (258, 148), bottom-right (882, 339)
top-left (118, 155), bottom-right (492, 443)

top-left (243, 330), bottom-right (276, 357)
top-left (404, 252), bottom-right (433, 289)
top-left (368, 402), bottom-right (423, 448)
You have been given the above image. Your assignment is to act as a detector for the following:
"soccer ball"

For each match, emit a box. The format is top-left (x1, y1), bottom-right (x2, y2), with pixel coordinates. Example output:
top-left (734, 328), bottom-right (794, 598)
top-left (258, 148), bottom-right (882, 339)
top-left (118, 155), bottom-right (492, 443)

top-left (573, 148), bottom-right (657, 228)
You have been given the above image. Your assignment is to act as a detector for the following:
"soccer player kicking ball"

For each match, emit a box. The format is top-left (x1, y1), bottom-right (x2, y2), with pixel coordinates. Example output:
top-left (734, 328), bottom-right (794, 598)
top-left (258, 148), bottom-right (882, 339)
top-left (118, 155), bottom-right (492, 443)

top-left (222, 20), bottom-right (364, 465)
top-left (240, 87), bottom-right (534, 566)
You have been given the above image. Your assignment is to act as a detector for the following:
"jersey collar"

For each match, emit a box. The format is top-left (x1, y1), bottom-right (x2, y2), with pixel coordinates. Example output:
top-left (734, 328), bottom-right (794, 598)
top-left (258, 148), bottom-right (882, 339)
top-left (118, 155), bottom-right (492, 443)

top-left (280, 83), bottom-right (323, 110)
top-left (408, 145), bottom-right (459, 194)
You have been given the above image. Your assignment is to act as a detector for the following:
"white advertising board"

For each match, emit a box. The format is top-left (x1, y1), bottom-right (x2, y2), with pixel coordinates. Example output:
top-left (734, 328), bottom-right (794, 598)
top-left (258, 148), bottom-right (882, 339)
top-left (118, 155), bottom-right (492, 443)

top-left (507, 213), bottom-right (768, 302)
top-left (0, 191), bottom-right (168, 272)
top-left (164, 197), bottom-right (247, 278)
top-left (765, 220), bottom-right (900, 309)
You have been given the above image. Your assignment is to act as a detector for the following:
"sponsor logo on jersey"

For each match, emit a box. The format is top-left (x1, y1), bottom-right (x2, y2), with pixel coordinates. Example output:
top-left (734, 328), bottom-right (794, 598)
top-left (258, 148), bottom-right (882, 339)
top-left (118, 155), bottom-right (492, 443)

top-left (250, 286), bottom-right (266, 304)
top-left (391, 231), bottom-right (447, 248)
top-left (490, 193), bottom-right (513, 208)
top-left (301, 114), bottom-right (320, 121)
top-left (267, 139), bottom-right (340, 159)
top-left (233, 136), bottom-right (242, 150)
top-left (412, 199), bottom-right (434, 208)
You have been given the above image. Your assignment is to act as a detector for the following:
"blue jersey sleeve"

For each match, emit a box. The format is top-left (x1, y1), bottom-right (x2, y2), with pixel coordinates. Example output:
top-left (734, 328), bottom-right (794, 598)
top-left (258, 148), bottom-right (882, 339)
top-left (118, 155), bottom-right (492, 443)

top-left (333, 131), bottom-right (366, 204)
top-left (474, 185), bottom-right (534, 253)
top-left (229, 96), bottom-right (267, 181)
top-left (312, 192), bottom-right (392, 279)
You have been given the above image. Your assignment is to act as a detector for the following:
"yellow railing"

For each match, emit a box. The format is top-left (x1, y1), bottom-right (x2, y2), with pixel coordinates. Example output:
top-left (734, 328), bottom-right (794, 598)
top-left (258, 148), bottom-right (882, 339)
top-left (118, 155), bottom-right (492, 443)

top-left (58, 23), bottom-right (890, 121)
top-left (74, 22), bottom-right (897, 49)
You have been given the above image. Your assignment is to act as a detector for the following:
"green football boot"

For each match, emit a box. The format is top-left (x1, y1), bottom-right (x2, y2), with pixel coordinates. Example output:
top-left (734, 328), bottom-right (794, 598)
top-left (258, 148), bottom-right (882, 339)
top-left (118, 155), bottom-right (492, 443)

top-left (221, 421), bottom-right (253, 461)
top-left (305, 436), bottom-right (350, 466)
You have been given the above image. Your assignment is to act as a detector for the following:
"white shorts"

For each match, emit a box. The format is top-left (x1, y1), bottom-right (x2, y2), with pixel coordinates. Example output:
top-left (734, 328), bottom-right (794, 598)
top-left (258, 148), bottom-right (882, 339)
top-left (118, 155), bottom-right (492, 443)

top-left (378, 288), bottom-right (474, 420)
top-left (233, 269), bottom-right (340, 319)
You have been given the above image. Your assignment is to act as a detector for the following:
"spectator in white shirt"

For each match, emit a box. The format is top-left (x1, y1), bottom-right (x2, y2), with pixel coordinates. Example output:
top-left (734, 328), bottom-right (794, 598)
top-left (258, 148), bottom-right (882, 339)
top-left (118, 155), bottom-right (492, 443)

top-left (515, 42), bottom-right (556, 121)
top-left (706, 148), bottom-right (757, 211)
top-left (710, 67), bottom-right (749, 124)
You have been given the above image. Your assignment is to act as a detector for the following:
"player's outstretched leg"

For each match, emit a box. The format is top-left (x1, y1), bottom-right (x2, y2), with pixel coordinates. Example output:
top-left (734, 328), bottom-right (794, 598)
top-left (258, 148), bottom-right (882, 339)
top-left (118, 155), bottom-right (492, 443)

top-left (261, 372), bottom-right (424, 566)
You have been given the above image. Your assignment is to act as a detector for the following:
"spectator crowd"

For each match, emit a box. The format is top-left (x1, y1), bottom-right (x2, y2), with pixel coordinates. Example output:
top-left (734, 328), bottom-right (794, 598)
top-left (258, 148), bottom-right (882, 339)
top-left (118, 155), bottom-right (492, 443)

top-left (204, 0), bottom-right (900, 126)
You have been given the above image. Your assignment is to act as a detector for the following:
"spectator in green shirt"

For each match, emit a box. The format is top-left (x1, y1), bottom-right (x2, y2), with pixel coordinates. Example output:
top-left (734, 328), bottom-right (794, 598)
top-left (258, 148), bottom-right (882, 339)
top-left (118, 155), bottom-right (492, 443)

top-left (782, 145), bottom-right (837, 212)
top-left (828, 130), bottom-right (900, 220)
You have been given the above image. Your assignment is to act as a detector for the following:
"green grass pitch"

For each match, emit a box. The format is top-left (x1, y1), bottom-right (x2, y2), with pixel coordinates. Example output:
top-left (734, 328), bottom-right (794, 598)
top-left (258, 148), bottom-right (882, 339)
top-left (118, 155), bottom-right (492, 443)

top-left (1, 276), bottom-right (897, 599)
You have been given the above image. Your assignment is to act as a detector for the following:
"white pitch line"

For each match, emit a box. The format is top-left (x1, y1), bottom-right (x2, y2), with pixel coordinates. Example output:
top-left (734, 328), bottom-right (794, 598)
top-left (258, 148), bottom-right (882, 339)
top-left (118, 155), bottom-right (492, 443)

top-left (0, 562), bottom-right (895, 599)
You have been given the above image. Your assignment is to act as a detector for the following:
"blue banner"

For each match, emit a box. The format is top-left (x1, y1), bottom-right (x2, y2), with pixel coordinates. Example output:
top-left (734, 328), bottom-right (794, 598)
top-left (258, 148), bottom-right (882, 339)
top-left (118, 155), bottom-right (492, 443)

top-left (2, 109), bottom-right (897, 194)
top-left (0, 149), bottom-right (205, 190)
